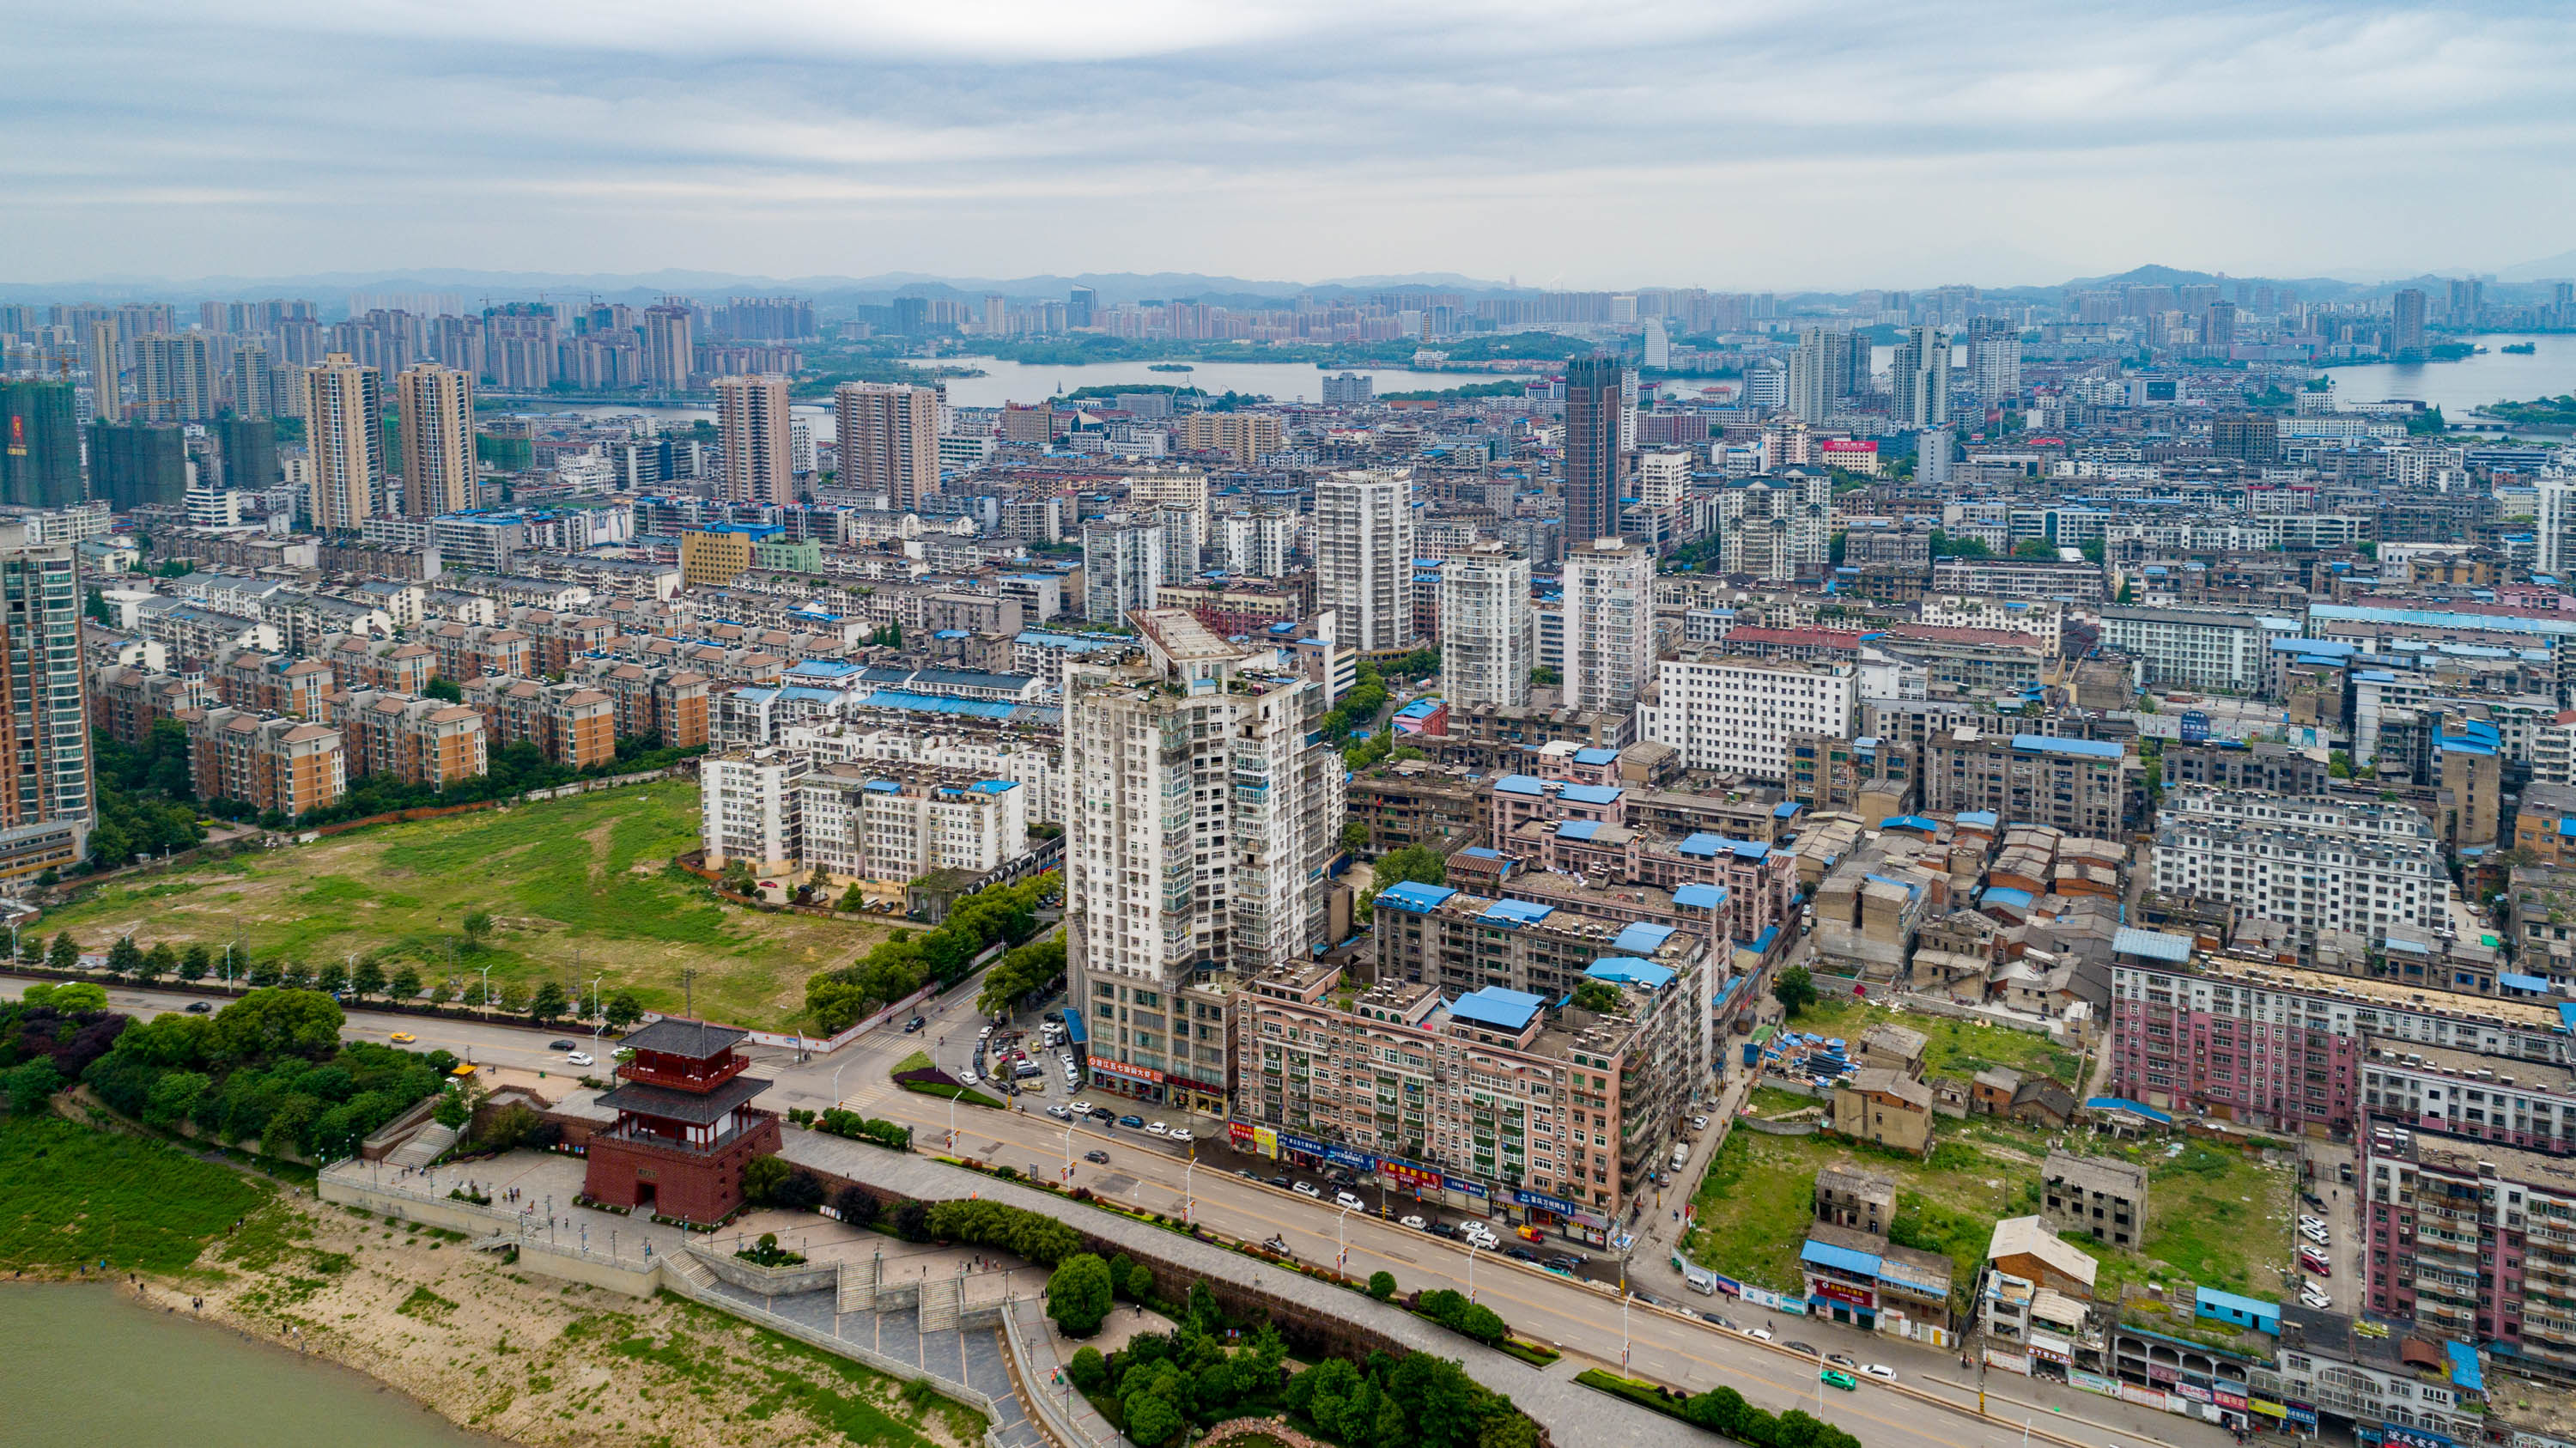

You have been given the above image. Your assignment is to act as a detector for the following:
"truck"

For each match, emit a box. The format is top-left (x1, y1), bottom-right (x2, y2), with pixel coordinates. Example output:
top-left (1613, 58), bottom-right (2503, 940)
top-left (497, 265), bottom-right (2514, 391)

top-left (1670, 1141), bottom-right (1690, 1171)
top-left (1671, 1253), bottom-right (1719, 1296)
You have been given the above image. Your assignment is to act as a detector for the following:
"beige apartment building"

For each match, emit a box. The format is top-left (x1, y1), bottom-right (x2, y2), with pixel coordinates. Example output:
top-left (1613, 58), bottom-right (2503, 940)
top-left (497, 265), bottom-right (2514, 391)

top-left (185, 707), bottom-right (346, 817)
top-left (395, 363), bottom-right (475, 518)
top-left (301, 353), bottom-right (383, 532)
top-left (834, 382), bottom-right (940, 512)
top-left (715, 374), bottom-right (793, 505)
top-left (320, 688), bottom-right (489, 788)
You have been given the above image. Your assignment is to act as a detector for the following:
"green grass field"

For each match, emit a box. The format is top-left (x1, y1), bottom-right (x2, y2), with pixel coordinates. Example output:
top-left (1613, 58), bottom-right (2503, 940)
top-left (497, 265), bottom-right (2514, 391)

top-left (1785, 996), bottom-right (2085, 1086)
top-left (0, 1115), bottom-right (270, 1273)
top-left (1686, 1106), bottom-right (2292, 1308)
top-left (37, 782), bottom-right (893, 1030)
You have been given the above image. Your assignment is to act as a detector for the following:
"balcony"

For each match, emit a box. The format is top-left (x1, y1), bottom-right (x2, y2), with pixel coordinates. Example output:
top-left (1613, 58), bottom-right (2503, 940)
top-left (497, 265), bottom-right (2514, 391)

top-left (617, 1053), bottom-right (748, 1093)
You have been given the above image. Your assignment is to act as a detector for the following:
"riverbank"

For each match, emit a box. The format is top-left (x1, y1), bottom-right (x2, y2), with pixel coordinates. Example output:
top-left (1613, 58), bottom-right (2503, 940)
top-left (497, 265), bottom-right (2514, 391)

top-left (0, 1113), bottom-right (983, 1448)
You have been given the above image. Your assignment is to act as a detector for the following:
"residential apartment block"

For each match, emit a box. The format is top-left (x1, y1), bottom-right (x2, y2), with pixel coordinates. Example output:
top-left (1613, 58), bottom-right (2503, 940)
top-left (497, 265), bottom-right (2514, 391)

top-left (1922, 729), bottom-right (2136, 841)
top-left (320, 688), bottom-right (488, 787)
top-left (797, 764), bottom-right (1028, 882)
top-left (1638, 654), bottom-right (1858, 779)
top-left (2152, 788), bottom-right (2451, 946)
top-left (460, 675), bottom-right (617, 769)
top-left (184, 707), bottom-right (346, 817)
top-left (2099, 605), bottom-right (2297, 693)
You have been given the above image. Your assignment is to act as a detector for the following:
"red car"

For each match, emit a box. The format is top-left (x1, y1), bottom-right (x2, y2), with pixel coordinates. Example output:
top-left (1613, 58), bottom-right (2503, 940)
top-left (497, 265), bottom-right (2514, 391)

top-left (2300, 1253), bottom-right (2331, 1278)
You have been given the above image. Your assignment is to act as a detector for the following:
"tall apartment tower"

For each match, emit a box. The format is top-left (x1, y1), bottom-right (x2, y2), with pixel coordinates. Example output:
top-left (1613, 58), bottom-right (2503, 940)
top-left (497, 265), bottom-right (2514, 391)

top-left (1890, 326), bottom-right (1951, 428)
top-left (1062, 610), bottom-right (1342, 1108)
top-left (87, 319), bottom-right (121, 423)
top-left (1440, 544), bottom-right (1533, 709)
top-left (0, 533), bottom-right (94, 877)
top-left (395, 364), bottom-right (475, 518)
top-left (715, 373), bottom-right (793, 506)
top-left (1562, 356), bottom-right (1625, 545)
top-left (642, 302), bottom-right (694, 386)
top-left (228, 340), bottom-right (280, 420)
top-left (2393, 289), bottom-right (2428, 355)
top-left (1559, 536), bottom-right (1656, 713)
top-left (833, 382), bottom-right (939, 512)
top-left (1315, 467), bottom-right (1417, 654)
top-left (0, 380), bottom-right (84, 509)
top-left (1068, 287), bottom-right (1097, 329)
top-left (301, 352), bottom-right (383, 532)
top-left (1082, 516), bottom-right (1163, 623)
top-left (1784, 326), bottom-right (1852, 422)
top-left (136, 332), bottom-right (221, 423)
top-left (1967, 319), bottom-right (2022, 399)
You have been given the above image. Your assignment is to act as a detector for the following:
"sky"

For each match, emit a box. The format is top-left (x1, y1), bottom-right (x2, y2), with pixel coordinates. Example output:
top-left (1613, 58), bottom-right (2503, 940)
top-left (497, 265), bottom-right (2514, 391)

top-left (9, 0), bottom-right (2576, 292)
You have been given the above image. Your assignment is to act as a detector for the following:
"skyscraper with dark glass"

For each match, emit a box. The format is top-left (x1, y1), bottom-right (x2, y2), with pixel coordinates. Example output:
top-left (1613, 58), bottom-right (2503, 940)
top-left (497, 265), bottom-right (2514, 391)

top-left (0, 380), bottom-right (83, 509)
top-left (1563, 356), bottom-right (1626, 545)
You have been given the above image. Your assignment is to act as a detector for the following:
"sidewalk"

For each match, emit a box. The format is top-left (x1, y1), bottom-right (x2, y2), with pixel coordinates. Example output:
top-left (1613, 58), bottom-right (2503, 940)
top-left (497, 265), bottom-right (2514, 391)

top-left (1007, 1296), bottom-right (1135, 1448)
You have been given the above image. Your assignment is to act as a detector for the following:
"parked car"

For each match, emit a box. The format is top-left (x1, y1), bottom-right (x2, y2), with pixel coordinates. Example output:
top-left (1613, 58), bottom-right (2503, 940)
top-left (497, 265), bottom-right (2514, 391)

top-left (565, 1051), bottom-right (594, 1067)
top-left (1461, 1226), bottom-right (1501, 1250)
top-left (1236, 1169), bottom-right (1262, 1182)
top-left (1042, 1011), bottom-right (1063, 1023)
top-left (1785, 1342), bottom-right (1820, 1357)
top-left (1748, 1328), bottom-right (1775, 1342)
top-left (1045, 1104), bottom-right (1070, 1120)
top-left (1291, 1180), bottom-right (1321, 1199)
top-left (1861, 1364), bottom-right (1897, 1382)
top-left (1270, 1174), bottom-right (1293, 1189)
top-left (1144, 1121), bottom-right (1169, 1135)
top-left (2302, 1291), bottom-right (2332, 1311)
top-left (977, 1025), bottom-right (992, 1039)
top-left (1690, 1115), bottom-right (1710, 1132)
top-left (1334, 1191), bottom-right (1365, 1211)
top-left (1545, 1253), bottom-right (1586, 1272)
top-left (2300, 1255), bottom-right (2332, 1278)
top-left (1825, 1353), bottom-right (1856, 1369)
top-left (1083, 1150), bottom-right (1109, 1165)
top-left (1116, 1114), bottom-right (1145, 1129)
top-left (1504, 1246), bottom-right (1544, 1264)
top-left (1400, 1215), bottom-right (1427, 1231)
top-left (959, 1070), bottom-right (979, 1086)
top-left (2301, 1190), bottom-right (2328, 1209)
top-left (1170, 1129), bottom-right (1194, 1144)
top-left (1426, 1221), bottom-right (1459, 1239)
top-left (1068, 1099), bottom-right (1094, 1116)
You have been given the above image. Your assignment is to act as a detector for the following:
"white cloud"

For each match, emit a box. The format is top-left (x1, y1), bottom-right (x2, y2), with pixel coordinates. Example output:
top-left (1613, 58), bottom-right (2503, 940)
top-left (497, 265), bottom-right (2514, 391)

top-left (3, 0), bottom-right (2573, 286)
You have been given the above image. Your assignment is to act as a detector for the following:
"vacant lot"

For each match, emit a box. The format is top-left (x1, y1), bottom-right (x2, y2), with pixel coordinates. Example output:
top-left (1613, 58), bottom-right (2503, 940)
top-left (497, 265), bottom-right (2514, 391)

top-left (1686, 1108), bottom-right (2291, 1306)
top-left (38, 781), bottom-right (890, 1030)
top-left (1785, 995), bottom-right (2084, 1086)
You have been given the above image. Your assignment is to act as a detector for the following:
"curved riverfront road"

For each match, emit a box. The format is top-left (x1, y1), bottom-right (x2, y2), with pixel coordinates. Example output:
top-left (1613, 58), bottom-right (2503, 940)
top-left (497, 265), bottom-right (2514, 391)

top-left (20, 969), bottom-right (2235, 1448)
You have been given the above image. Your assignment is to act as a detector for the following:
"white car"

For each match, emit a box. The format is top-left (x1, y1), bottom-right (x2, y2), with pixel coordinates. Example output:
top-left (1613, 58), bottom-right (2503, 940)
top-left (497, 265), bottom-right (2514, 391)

top-left (2302, 1291), bottom-right (2333, 1310)
top-left (1462, 1226), bottom-right (1501, 1250)
top-left (1070, 1099), bottom-right (1094, 1116)
top-left (1861, 1364), bottom-right (1897, 1381)
top-left (2300, 1226), bottom-right (2330, 1246)
top-left (1045, 1104), bottom-right (1070, 1120)
top-left (1291, 1181), bottom-right (1321, 1198)
top-left (978, 1025), bottom-right (992, 1039)
top-left (1690, 1115), bottom-right (1710, 1132)
top-left (1334, 1190), bottom-right (1366, 1211)
top-left (959, 1070), bottom-right (979, 1085)
top-left (2299, 1215), bottom-right (2328, 1231)
top-left (1170, 1129), bottom-right (1194, 1144)
top-left (1400, 1214), bottom-right (1427, 1231)
top-left (1144, 1121), bottom-right (1169, 1136)
top-left (1749, 1328), bottom-right (1775, 1342)
top-left (565, 1051), bottom-right (594, 1067)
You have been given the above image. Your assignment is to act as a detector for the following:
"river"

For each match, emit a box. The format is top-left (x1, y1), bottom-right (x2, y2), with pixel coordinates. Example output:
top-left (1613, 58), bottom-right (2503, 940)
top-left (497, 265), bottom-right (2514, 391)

top-left (2322, 332), bottom-right (2576, 419)
top-left (0, 1285), bottom-right (496, 1448)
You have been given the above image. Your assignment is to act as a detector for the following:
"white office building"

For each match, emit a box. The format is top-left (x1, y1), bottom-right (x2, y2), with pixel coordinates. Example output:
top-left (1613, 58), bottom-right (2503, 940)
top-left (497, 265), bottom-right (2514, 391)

top-left (1639, 654), bottom-right (1859, 779)
top-left (2152, 788), bottom-right (2451, 946)
top-left (2099, 605), bottom-right (2298, 693)
top-left (699, 747), bottom-right (808, 873)
top-left (1082, 516), bottom-right (1163, 624)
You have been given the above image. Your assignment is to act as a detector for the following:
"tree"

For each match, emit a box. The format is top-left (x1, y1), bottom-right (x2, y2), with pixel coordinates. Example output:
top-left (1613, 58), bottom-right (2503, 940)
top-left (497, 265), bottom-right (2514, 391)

top-left (604, 990), bottom-right (646, 1030)
top-left (1371, 844), bottom-right (1449, 894)
top-left (1367, 1270), bottom-right (1397, 1300)
top-left (16, 932), bottom-right (39, 965)
top-left (422, 678), bottom-right (465, 703)
top-left (390, 965), bottom-right (422, 1001)
top-left (1122, 1259), bottom-right (1154, 1302)
top-left (315, 959), bottom-right (350, 996)
top-left (1124, 1394), bottom-right (1183, 1448)
top-left (432, 1089), bottom-right (471, 1129)
top-left (1773, 964), bottom-right (1820, 1019)
top-left (528, 981), bottom-right (570, 1022)
top-left (741, 1153), bottom-right (791, 1208)
top-left (352, 958), bottom-right (387, 1001)
top-left (1340, 819), bottom-right (1370, 855)
top-left (2081, 536), bottom-right (2105, 563)
top-left (141, 942), bottom-right (177, 983)
top-left (2013, 537), bottom-right (2056, 559)
top-left (1529, 666), bottom-right (1561, 686)
top-left (106, 936), bottom-right (143, 978)
top-left (210, 988), bottom-right (346, 1061)
top-left (2, 1058), bottom-right (64, 1115)
top-left (1571, 979), bottom-right (1622, 1013)
top-left (832, 1184), bottom-right (879, 1228)
top-left (179, 944), bottom-right (211, 982)
top-left (461, 912), bottom-right (494, 947)
top-left (1047, 1253), bottom-right (1115, 1337)
top-left (145, 1070), bottom-right (213, 1128)
top-left (27, 981), bottom-right (108, 1012)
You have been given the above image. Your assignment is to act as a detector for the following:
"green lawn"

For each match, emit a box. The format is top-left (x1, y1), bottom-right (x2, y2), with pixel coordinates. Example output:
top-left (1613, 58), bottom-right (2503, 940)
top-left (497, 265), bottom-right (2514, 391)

top-left (37, 782), bottom-right (894, 1030)
top-left (0, 1115), bottom-right (270, 1273)
top-left (1784, 996), bottom-right (2084, 1086)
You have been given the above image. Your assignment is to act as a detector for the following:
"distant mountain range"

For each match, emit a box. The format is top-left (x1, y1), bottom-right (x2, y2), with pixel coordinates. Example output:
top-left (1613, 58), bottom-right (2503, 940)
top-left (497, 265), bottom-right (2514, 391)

top-left (4, 261), bottom-right (2567, 308)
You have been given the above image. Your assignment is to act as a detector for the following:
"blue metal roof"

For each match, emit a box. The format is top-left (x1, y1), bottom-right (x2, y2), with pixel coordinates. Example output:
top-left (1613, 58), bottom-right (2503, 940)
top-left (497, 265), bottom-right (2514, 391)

top-left (1493, 773), bottom-right (1549, 796)
top-left (1801, 1238), bottom-right (1882, 1278)
top-left (1558, 782), bottom-right (1624, 806)
top-left (1394, 699), bottom-right (1442, 720)
top-left (1063, 1007), bottom-right (1088, 1043)
top-left (1983, 886), bottom-right (2035, 910)
top-left (2500, 972), bottom-right (2550, 993)
top-left (1555, 820), bottom-right (1601, 841)
top-left (2113, 927), bottom-right (2195, 964)
top-left (1449, 987), bottom-right (1546, 1031)
top-left (1880, 814), bottom-right (1940, 834)
top-left (1458, 847), bottom-right (1502, 860)
top-left (2450, 1342), bottom-right (2485, 1393)
top-left (2085, 1096), bottom-right (2174, 1125)
top-left (1678, 832), bottom-right (1722, 857)
top-left (1481, 898), bottom-right (1554, 927)
top-left (1613, 922), bottom-right (1676, 956)
top-left (1957, 810), bottom-right (1997, 829)
top-left (1673, 883), bottom-right (1728, 910)
top-left (2013, 733), bottom-right (2123, 759)
top-left (1573, 747), bottom-right (1619, 765)
top-left (1587, 957), bottom-right (1677, 991)
top-left (1376, 881), bottom-right (1458, 913)
top-left (1774, 800), bottom-right (1802, 818)
top-left (862, 778), bottom-right (903, 793)
top-left (2195, 1287), bottom-right (2280, 1323)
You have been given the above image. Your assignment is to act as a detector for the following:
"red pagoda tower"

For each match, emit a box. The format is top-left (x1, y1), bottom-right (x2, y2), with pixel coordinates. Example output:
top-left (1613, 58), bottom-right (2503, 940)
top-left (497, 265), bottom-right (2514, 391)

top-left (582, 1018), bottom-right (781, 1224)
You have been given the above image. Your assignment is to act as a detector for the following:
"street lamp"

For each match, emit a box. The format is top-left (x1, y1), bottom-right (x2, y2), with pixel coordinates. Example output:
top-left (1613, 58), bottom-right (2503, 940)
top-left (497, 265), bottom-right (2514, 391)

top-left (1182, 1153), bottom-right (1196, 1226)
top-left (1620, 1289), bottom-right (1631, 1374)
top-left (1335, 1201), bottom-right (1356, 1275)
top-left (1465, 1241), bottom-right (1480, 1305)
top-left (1061, 1123), bottom-right (1074, 1183)
top-left (589, 971), bottom-right (607, 1045)
top-left (477, 964), bottom-right (494, 1019)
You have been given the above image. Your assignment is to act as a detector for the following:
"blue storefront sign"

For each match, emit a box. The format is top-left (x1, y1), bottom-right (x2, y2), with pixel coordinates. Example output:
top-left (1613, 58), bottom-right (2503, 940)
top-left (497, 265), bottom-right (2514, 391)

top-left (1443, 1174), bottom-right (1487, 1197)
top-left (1512, 1188), bottom-right (1584, 1217)
top-left (1325, 1143), bottom-right (1376, 1171)
top-left (2286, 1405), bottom-right (2318, 1429)
top-left (1278, 1131), bottom-right (1327, 1158)
top-left (2385, 1427), bottom-right (2454, 1448)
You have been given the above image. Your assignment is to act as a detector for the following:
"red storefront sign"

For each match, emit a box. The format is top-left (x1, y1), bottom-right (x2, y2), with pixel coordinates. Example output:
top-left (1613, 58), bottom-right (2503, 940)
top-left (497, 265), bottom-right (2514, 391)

top-left (1813, 1281), bottom-right (1874, 1309)
top-left (1229, 1122), bottom-right (1257, 1147)
top-left (1091, 1056), bottom-right (1164, 1085)
top-left (1380, 1160), bottom-right (1440, 1189)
